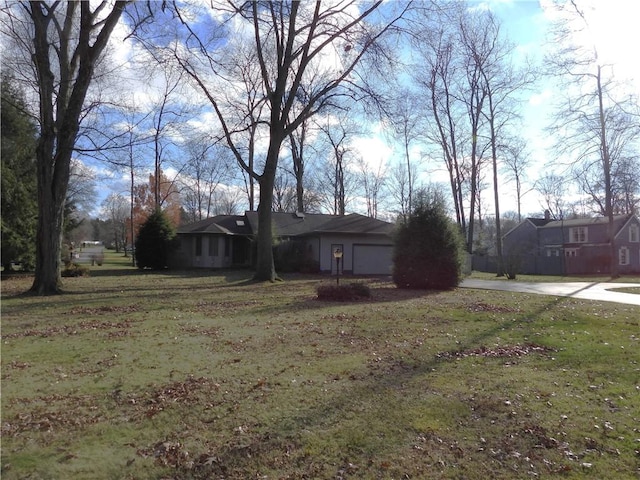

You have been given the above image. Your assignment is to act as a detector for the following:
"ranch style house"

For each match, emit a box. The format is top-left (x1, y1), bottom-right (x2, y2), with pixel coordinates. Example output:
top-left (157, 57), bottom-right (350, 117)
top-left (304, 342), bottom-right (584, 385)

top-left (172, 211), bottom-right (396, 275)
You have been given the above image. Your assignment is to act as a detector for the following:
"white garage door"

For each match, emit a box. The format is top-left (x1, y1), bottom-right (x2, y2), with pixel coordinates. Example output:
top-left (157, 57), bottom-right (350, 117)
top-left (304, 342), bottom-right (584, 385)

top-left (353, 245), bottom-right (393, 275)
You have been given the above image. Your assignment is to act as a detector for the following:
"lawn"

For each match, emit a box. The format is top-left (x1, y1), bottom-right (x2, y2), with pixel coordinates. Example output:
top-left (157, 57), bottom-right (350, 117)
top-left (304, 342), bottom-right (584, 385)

top-left (2, 252), bottom-right (639, 479)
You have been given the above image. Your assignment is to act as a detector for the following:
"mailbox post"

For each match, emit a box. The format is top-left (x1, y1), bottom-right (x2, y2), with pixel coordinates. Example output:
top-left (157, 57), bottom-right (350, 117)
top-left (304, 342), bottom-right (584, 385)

top-left (333, 248), bottom-right (343, 285)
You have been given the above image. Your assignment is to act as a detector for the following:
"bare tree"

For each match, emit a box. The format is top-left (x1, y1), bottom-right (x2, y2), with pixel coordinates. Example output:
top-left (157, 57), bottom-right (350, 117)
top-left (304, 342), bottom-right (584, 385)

top-left (357, 156), bottom-right (387, 219)
top-left (212, 188), bottom-right (243, 216)
top-left (131, 63), bottom-right (193, 215)
top-left (386, 158), bottom-right (419, 221)
top-left (67, 159), bottom-right (98, 214)
top-left (386, 87), bottom-right (424, 218)
top-left (474, 11), bottom-right (534, 276)
top-left (1, 1), bottom-right (129, 294)
top-left (165, 1), bottom-right (410, 280)
top-left (181, 139), bottom-right (233, 222)
top-left (315, 114), bottom-right (360, 215)
top-left (500, 138), bottom-right (532, 222)
top-left (272, 167), bottom-right (297, 213)
top-left (535, 173), bottom-right (567, 220)
top-left (101, 193), bottom-right (129, 254)
top-left (287, 116), bottom-right (310, 213)
top-left (457, 11), bottom-right (491, 254)
top-left (412, 11), bottom-right (469, 242)
top-left (546, 1), bottom-right (640, 277)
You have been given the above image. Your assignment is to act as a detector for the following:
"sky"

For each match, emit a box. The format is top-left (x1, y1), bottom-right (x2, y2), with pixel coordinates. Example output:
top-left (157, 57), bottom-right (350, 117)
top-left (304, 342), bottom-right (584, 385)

top-left (85, 0), bottom-right (639, 221)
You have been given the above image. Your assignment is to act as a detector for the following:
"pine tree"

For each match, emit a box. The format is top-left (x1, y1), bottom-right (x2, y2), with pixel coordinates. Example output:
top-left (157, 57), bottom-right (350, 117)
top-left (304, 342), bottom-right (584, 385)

top-left (134, 209), bottom-right (178, 270)
top-left (393, 193), bottom-right (464, 290)
top-left (1, 76), bottom-right (38, 271)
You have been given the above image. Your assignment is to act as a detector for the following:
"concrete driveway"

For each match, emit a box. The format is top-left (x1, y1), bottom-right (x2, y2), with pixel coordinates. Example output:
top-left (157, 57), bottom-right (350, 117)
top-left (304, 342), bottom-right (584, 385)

top-left (460, 279), bottom-right (640, 306)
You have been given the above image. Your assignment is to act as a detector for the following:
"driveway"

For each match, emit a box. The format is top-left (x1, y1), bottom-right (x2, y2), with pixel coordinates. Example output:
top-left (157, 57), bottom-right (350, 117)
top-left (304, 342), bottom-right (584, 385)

top-left (460, 279), bottom-right (640, 306)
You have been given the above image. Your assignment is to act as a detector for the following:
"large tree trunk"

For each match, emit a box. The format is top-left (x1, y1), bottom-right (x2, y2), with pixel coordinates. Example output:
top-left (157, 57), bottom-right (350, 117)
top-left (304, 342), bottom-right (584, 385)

top-left (25, 1), bottom-right (127, 294)
top-left (31, 167), bottom-right (66, 294)
top-left (253, 142), bottom-right (280, 282)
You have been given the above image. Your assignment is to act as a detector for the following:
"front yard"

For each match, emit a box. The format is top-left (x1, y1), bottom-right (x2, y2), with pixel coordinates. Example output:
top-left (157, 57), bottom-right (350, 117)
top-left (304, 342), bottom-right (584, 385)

top-left (2, 258), bottom-right (639, 479)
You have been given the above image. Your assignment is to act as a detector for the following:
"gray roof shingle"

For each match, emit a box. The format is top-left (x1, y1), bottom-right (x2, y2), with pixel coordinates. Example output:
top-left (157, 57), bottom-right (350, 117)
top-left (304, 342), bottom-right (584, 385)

top-left (179, 211), bottom-right (394, 237)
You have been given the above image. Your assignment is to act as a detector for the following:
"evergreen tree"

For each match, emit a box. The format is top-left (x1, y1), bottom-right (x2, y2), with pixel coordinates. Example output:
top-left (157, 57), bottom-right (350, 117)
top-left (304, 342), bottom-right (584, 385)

top-left (393, 193), bottom-right (465, 290)
top-left (1, 76), bottom-right (38, 271)
top-left (134, 209), bottom-right (177, 270)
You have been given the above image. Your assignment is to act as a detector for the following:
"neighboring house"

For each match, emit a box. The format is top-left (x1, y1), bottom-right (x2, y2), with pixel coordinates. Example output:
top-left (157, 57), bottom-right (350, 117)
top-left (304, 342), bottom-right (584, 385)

top-left (72, 241), bottom-right (105, 266)
top-left (502, 212), bottom-right (640, 275)
top-left (171, 211), bottom-right (396, 275)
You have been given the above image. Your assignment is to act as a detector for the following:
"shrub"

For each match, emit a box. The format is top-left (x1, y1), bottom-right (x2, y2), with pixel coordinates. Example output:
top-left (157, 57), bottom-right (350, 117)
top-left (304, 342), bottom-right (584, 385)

top-left (274, 240), bottom-right (320, 273)
top-left (392, 194), bottom-right (465, 290)
top-left (135, 209), bottom-right (178, 270)
top-left (316, 282), bottom-right (371, 301)
top-left (61, 263), bottom-right (90, 277)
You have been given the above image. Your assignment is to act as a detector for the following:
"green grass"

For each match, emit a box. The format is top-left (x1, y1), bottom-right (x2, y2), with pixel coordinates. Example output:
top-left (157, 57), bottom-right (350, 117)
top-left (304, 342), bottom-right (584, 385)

top-left (469, 270), bottom-right (640, 284)
top-left (2, 253), bottom-right (639, 479)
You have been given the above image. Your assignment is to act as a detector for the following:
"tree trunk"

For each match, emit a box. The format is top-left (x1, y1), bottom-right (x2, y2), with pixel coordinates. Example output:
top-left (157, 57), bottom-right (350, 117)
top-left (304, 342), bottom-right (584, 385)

top-left (596, 66), bottom-right (618, 278)
top-left (31, 182), bottom-right (65, 294)
top-left (491, 128), bottom-right (504, 276)
top-left (26, 1), bottom-right (127, 294)
top-left (253, 143), bottom-right (280, 282)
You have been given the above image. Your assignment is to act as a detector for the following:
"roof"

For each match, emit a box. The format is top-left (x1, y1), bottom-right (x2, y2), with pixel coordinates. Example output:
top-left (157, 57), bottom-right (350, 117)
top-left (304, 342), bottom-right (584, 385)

top-left (503, 214), bottom-right (638, 241)
top-left (528, 218), bottom-right (553, 227)
top-left (313, 213), bottom-right (394, 235)
top-left (245, 211), bottom-right (334, 236)
top-left (541, 215), bottom-right (629, 228)
top-left (539, 214), bottom-right (632, 230)
top-left (247, 211), bottom-right (394, 236)
top-left (179, 211), bottom-right (394, 237)
top-left (177, 215), bottom-right (253, 235)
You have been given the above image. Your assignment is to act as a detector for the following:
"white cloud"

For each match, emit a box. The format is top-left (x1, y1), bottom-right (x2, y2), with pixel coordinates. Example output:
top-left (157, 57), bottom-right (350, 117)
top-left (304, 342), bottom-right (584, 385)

top-left (528, 88), bottom-right (553, 107)
top-left (540, 0), bottom-right (639, 89)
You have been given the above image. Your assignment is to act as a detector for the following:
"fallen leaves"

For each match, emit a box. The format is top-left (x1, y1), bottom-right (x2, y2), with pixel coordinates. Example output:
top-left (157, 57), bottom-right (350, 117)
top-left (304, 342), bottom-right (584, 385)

top-left (468, 302), bottom-right (521, 313)
top-left (437, 343), bottom-right (555, 359)
top-left (1, 318), bottom-right (138, 339)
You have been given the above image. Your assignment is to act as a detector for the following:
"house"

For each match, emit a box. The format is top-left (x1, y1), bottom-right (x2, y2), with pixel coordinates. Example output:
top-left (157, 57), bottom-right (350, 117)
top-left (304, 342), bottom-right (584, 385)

top-left (502, 212), bottom-right (640, 275)
top-left (171, 211), bottom-right (396, 275)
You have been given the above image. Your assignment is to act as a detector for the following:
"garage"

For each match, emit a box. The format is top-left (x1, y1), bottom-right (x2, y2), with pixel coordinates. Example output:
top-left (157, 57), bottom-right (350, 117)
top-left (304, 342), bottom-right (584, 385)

top-left (352, 244), bottom-right (393, 275)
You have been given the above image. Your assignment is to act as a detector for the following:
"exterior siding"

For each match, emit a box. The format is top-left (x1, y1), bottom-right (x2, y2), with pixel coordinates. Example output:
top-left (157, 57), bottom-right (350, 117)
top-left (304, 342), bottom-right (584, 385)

top-left (318, 234), bottom-right (393, 274)
top-left (498, 214), bottom-right (640, 275)
top-left (174, 212), bottom-right (395, 274)
top-left (503, 221), bottom-right (539, 257)
top-left (616, 216), bottom-right (640, 274)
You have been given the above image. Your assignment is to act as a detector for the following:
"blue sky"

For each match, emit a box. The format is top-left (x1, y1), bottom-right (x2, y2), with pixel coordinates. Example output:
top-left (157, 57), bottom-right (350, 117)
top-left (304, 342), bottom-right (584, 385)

top-left (89, 0), bottom-right (638, 220)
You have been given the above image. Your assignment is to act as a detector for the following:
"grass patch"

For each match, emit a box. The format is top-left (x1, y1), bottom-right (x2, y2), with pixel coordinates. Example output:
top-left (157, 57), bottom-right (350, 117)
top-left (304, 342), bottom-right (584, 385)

top-left (2, 261), bottom-right (639, 479)
top-left (469, 270), bottom-right (640, 284)
top-left (610, 287), bottom-right (640, 295)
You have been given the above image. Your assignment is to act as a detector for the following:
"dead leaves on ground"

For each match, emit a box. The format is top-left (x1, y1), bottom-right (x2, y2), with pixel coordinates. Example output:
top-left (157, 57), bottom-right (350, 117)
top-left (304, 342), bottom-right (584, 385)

top-left (437, 343), bottom-right (555, 359)
top-left (2, 318), bottom-right (139, 340)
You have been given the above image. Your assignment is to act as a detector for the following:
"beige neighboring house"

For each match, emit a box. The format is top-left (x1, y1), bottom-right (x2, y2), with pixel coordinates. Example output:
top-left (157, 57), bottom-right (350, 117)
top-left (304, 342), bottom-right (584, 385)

top-left (172, 211), bottom-right (396, 275)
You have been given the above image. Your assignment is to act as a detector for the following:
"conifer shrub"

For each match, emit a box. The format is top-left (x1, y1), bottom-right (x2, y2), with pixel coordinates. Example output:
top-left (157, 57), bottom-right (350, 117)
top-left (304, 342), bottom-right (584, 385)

top-left (135, 209), bottom-right (178, 270)
top-left (392, 195), bottom-right (465, 290)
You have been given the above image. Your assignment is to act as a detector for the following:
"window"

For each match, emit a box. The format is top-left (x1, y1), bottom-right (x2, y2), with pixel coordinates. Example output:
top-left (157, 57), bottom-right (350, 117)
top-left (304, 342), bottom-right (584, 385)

top-left (195, 236), bottom-right (202, 256)
top-left (546, 248), bottom-right (560, 257)
top-left (619, 246), bottom-right (629, 265)
top-left (209, 237), bottom-right (218, 257)
top-left (570, 227), bottom-right (588, 243)
top-left (564, 248), bottom-right (578, 257)
top-left (630, 224), bottom-right (639, 243)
